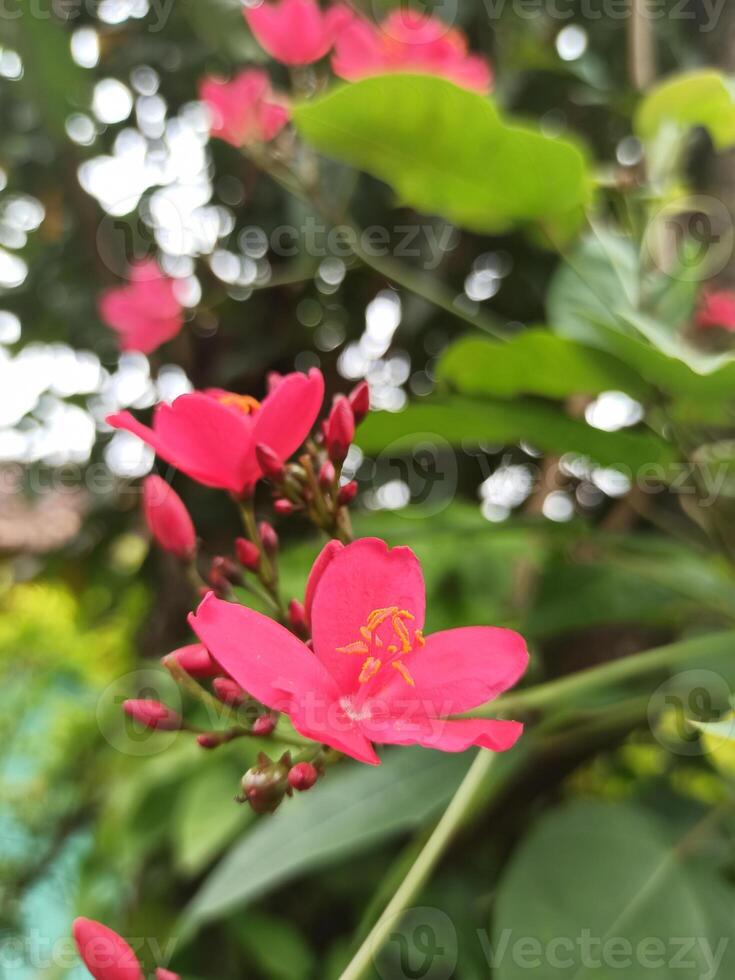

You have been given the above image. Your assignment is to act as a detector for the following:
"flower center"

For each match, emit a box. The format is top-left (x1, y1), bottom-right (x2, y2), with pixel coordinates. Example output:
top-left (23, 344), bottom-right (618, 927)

top-left (336, 606), bottom-right (424, 688)
top-left (218, 393), bottom-right (261, 415)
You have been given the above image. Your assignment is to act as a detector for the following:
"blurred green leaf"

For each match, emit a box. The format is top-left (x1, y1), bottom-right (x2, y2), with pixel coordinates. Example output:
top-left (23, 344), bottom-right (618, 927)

top-left (294, 74), bottom-right (591, 235)
top-left (635, 70), bottom-right (735, 149)
top-left (180, 748), bottom-right (470, 934)
top-left (494, 799), bottom-right (734, 979)
top-left (232, 912), bottom-right (315, 980)
top-left (437, 330), bottom-right (650, 401)
top-left (357, 398), bottom-right (675, 471)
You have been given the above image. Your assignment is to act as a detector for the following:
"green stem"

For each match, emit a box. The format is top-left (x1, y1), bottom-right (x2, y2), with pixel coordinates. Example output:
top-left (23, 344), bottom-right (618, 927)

top-left (338, 749), bottom-right (494, 980)
top-left (469, 629), bottom-right (735, 719)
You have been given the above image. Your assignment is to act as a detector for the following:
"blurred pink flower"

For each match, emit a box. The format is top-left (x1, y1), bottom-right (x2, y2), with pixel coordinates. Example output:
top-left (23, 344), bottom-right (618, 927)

top-left (245, 0), bottom-right (351, 65)
top-left (332, 9), bottom-right (492, 93)
top-left (190, 537), bottom-right (527, 765)
top-left (200, 70), bottom-right (289, 146)
top-left (107, 369), bottom-right (324, 495)
top-left (696, 288), bottom-right (735, 331)
top-left (98, 260), bottom-right (183, 355)
top-left (72, 918), bottom-right (179, 980)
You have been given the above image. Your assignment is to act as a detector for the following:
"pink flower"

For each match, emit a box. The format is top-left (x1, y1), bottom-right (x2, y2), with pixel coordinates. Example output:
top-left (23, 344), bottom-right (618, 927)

top-left (123, 699), bottom-right (182, 731)
top-left (98, 260), bottom-right (184, 355)
top-left (107, 369), bottom-right (324, 495)
top-left (142, 475), bottom-right (196, 560)
top-left (245, 0), bottom-right (350, 65)
top-left (332, 9), bottom-right (492, 93)
top-left (190, 537), bottom-right (527, 765)
top-left (696, 289), bottom-right (735, 331)
top-left (72, 918), bottom-right (179, 980)
top-left (200, 70), bottom-right (289, 146)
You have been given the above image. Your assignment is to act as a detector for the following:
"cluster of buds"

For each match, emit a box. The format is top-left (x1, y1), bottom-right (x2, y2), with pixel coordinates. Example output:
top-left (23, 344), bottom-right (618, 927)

top-left (237, 751), bottom-right (321, 814)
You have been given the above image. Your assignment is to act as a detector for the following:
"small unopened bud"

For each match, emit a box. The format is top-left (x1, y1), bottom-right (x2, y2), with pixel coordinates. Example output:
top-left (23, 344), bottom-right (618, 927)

top-left (326, 396), bottom-right (355, 464)
top-left (156, 969), bottom-right (181, 980)
top-left (196, 733), bottom-right (222, 750)
top-left (211, 556), bottom-right (243, 586)
top-left (142, 475), bottom-right (196, 560)
top-left (348, 380), bottom-right (370, 425)
top-left (288, 761), bottom-right (319, 791)
top-left (258, 521), bottom-right (278, 554)
top-left (273, 498), bottom-right (294, 516)
top-left (288, 599), bottom-right (307, 634)
top-left (253, 713), bottom-right (277, 736)
top-left (319, 460), bottom-right (336, 489)
top-left (123, 699), bottom-right (181, 731)
top-left (338, 481), bottom-right (358, 506)
top-left (164, 643), bottom-right (217, 679)
top-left (256, 443), bottom-right (286, 481)
top-left (236, 537), bottom-right (260, 570)
top-left (213, 676), bottom-right (247, 707)
top-left (239, 752), bottom-right (291, 814)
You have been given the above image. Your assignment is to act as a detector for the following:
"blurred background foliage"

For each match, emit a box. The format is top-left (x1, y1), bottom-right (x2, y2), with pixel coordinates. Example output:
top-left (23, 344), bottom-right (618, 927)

top-left (4, 0), bottom-right (735, 977)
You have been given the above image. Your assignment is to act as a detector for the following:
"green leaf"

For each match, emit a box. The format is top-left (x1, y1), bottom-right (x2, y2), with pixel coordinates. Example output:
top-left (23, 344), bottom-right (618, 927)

top-left (635, 70), bottom-right (735, 149)
top-left (293, 74), bottom-right (591, 235)
top-left (231, 912), bottom-right (315, 980)
top-left (171, 763), bottom-right (252, 876)
top-left (179, 747), bottom-right (470, 935)
top-left (494, 799), bottom-right (733, 979)
top-left (437, 330), bottom-right (650, 401)
top-left (357, 397), bottom-right (675, 471)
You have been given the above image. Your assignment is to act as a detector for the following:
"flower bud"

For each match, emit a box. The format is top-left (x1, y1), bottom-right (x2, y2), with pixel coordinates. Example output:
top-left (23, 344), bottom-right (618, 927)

top-left (338, 481), bottom-right (358, 506)
top-left (253, 713), bottom-right (277, 736)
top-left (164, 642), bottom-right (217, 679)
top-left (273, 498), bottom-right (295, 516)
top-left (213, 676), bottom-right (247, 707)
top-left (318, 460), bottom-right (335, 489)
top-left (210, 556), bottom-right (243, 588)
top-left (288, 761), bottom-right (318, 792)
top-left (123, 699), bottom-right (182, 731)
top-left (236, 537), bottom-right (261, 570)
top-left (156, 970), bottom-right (181, 980)
top-left (72, 918), bottom-right (142, 979)
top-left (238, 752), bottom-right (291, 814)
top-left (326, 396), bottom-right (355, 464)
top-left (196, 733), bottom-right (221, 750)
top-left (348, 380), bottom-right (370, 425)
top-left (143, 475), bottom-right (196, 560)
top-left (288, 599), bottom-right (307, 634)
top-left (258, 521), bottom-right (278, 554)
top-left (256, 443), bottom-right (286, 481)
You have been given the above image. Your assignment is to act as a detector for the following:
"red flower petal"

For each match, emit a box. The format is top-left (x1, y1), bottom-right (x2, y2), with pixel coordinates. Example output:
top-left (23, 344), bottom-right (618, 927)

top-left (72, 918), bottom-right (143, 980)
top-left (304, 539), bottom-right (343, 628)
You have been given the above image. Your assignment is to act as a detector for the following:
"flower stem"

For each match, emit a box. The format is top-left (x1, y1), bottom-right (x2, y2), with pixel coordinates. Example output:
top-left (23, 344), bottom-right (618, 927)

top-left (338, 749), bottom-right (494, 980)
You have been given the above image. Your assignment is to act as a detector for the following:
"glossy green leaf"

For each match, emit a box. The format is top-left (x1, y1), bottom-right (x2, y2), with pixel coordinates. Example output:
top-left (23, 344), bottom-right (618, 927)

top-left (437, 330), bottom-right (650, 400)
top-left (494, 799), bottom-right (735, 979)
top-left (180, 747), bottom-right (470, 935)
top-left (293, 74), bottom-right (591, 235)
top-left (635, 70), bottom-right (735, 149)
top-left (357, 398), bottom-right (675, 471)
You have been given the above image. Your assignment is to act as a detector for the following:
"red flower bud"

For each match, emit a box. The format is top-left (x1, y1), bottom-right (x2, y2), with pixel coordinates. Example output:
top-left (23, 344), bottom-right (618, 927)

top-left (256, 443), bottom-right (286, 481)
top-left (348, 380), bottom-right (370, 425)
top-left (319, 460), bottom-right (336, 489)
top-left (338, 481), bottom-right (358, 506)
top-left (156, 970), bottom-right (181, 980)
top-left (196, 733), bottom-right (221, 750)
top-left (142, 475), bottom-right (196, 560)
top-left (123, 699), bottom-right (182, 731)
top-left (288, 761), bottom-right (318, 791)
top-left (274, 498), bottom-right (295, 516)
top-left (253, 713), bottom-right (277, 736)
top-left (288, 599), bottom-right (307, 633)
top-left (213, 676), bottom-right (247, 707)
top-left (164, 642), bottom-right (217, 679)
top-left (72, 917), bottom-right (142, 980)
top-left (210, 556), bottom-right (243, 587)
top-left (258, 521), bottom-right (278, 553)
top-left (239, 752), bottom-right (290, 813)
top-left (326, 396), bottom-right (355, 464)
top-left (235, 537), bottom-right (260, 570)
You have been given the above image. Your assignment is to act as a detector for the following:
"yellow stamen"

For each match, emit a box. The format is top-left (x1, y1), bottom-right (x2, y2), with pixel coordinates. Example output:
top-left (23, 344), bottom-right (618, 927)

top-left (414, 629), bottom-right (425, 648)
top-left (392, 661), bottom-right (415, 686)
top-left (336, 641), bottom-right (369, 655)
top-left (218, 393), bottom-right (261, 415)
top-left (359, 657), bottom-right (382, 684)
top-left (392, 615), bottom-right (412, 653)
